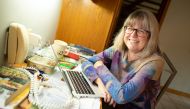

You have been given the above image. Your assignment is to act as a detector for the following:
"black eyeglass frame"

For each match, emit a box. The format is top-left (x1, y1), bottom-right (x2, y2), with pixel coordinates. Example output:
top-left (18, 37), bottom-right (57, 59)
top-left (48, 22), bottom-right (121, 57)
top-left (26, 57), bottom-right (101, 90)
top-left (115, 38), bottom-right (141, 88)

top-left (124, 26), bottom-right (151, 37)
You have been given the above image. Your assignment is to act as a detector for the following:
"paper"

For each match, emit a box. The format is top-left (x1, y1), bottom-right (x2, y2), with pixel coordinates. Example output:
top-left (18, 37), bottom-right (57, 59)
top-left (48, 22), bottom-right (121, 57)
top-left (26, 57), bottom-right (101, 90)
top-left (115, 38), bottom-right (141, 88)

top-left (79, 98), bottom-right (101, 109)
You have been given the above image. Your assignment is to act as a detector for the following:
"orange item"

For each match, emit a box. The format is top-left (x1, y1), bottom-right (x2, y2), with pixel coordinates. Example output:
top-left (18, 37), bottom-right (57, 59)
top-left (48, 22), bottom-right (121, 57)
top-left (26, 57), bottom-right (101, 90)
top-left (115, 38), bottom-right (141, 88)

top-left (67, 52), bottom-right (80, 60)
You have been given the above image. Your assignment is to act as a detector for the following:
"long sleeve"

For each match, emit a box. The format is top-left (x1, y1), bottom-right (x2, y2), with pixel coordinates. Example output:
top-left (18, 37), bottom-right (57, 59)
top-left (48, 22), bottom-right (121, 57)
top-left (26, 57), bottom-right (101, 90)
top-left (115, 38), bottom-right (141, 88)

top-left (96, 60), bottom-right (162, 104)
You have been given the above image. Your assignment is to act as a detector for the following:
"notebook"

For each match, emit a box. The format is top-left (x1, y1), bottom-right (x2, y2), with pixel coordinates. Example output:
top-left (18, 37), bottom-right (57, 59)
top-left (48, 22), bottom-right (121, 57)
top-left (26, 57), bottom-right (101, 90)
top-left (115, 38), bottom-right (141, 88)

top-left (50, 44), bottom-right (104, 98)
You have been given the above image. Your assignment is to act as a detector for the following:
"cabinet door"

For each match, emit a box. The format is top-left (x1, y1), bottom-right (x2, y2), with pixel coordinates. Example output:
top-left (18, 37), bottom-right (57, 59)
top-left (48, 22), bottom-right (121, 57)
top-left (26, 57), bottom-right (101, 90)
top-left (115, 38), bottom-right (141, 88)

top-left (56, 0), bottom-right (122, 53)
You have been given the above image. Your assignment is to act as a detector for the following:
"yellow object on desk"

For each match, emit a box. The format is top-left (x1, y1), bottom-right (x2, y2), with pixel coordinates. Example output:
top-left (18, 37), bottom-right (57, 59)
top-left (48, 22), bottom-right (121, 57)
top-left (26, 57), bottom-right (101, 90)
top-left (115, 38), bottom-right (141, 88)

top-left (5, 82), bottom-right (30, 106)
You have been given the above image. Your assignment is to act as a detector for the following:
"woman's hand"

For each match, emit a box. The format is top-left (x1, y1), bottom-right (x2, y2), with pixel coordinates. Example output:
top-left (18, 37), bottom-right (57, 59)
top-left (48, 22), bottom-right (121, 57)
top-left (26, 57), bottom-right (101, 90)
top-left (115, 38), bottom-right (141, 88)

top-left (94, 61), bottom-right (116, 107)
top-left (95, 78), bottom-right (116, 107)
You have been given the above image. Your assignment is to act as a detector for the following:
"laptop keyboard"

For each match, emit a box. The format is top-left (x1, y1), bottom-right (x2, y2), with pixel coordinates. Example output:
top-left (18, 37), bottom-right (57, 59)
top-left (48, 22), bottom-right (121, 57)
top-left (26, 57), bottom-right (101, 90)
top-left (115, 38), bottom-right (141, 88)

top-left (66, 70), bottom-right (95, 95)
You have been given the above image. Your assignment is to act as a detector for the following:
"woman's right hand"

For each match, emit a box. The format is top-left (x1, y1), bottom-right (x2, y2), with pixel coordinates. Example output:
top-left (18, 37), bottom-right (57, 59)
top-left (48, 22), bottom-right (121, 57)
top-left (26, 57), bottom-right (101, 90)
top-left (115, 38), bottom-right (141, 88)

top-left (95, 78), bottom-right (116, 107)
top-left (94, 61), bottom-right (116, 107)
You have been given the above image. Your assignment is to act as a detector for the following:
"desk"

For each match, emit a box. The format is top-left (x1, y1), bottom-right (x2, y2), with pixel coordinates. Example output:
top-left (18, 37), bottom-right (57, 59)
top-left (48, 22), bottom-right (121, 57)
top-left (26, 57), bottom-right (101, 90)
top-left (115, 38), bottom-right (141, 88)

top-left (31, 45), bottom-right (101, 109)
top-left (0, 46), bottom-right (101, 109)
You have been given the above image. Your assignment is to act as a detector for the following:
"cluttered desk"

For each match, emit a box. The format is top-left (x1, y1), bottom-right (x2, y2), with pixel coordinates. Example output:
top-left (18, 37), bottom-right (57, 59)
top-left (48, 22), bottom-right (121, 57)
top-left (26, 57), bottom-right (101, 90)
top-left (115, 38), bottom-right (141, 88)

top-left (0, 40), bottom-right (102, 109)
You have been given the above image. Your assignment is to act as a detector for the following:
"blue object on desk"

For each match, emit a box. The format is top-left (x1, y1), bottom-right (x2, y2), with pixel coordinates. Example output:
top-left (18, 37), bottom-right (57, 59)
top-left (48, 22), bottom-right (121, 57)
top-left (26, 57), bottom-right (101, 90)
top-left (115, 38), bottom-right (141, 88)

top-left (73, 45), bottom-right (96, 56)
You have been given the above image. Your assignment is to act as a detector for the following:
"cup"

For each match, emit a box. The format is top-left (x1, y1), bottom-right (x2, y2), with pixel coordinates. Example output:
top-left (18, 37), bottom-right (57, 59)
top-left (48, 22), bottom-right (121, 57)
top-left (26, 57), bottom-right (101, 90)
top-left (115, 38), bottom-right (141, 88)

top-left (52, 40), bottom-right (68, 59)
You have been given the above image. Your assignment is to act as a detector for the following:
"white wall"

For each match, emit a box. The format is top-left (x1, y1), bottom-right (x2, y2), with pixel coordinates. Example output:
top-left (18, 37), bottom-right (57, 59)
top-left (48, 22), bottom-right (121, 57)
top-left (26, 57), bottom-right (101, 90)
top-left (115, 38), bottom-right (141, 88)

top-left (0, 0), bottom-right (62, 65)
top-left (160, 0), bottom-right (190, 93)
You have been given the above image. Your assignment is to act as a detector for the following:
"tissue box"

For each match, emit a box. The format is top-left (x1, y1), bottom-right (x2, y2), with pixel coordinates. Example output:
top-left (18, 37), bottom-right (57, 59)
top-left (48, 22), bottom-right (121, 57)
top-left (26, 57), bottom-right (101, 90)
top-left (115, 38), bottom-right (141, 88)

top-left (27, 55), bottom-right (56, 74)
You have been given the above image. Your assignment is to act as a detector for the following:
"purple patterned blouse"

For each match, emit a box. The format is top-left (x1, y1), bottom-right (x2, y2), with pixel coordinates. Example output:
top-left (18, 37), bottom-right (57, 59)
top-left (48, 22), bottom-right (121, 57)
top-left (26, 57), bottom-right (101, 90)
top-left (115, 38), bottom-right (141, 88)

top-left (81, 47), bottom-right (163, 109)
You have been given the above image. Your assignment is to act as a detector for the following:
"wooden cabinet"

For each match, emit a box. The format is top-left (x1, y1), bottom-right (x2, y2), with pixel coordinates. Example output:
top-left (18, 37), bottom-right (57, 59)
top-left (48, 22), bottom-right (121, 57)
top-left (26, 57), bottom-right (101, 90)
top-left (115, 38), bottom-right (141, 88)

top-left (56, 0), bottom-right (122, 53)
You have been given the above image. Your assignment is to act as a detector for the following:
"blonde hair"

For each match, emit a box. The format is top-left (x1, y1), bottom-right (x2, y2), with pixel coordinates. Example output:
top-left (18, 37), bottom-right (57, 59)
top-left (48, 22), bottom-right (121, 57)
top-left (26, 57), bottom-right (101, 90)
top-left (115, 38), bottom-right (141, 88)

top-left (113, 9), bottom-right (159, 59)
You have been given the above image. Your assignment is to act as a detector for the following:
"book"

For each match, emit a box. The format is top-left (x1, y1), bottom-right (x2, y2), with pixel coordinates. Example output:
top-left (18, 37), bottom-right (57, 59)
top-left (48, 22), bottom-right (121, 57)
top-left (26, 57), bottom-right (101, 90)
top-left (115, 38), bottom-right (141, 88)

top-left (0, 66), bottom-right (30, 107)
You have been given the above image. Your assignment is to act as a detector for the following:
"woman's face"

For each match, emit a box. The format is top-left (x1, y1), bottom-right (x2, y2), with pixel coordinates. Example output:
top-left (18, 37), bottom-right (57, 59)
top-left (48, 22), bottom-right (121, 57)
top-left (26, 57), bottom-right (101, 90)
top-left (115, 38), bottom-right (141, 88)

top-left (124, 23), bottom-right (150, 53)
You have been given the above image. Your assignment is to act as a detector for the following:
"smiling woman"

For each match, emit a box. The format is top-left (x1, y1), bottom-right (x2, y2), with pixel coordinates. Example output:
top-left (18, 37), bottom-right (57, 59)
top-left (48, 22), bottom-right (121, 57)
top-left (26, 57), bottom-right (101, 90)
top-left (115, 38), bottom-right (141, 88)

top-left (81, 9), bottom-right (164, 109)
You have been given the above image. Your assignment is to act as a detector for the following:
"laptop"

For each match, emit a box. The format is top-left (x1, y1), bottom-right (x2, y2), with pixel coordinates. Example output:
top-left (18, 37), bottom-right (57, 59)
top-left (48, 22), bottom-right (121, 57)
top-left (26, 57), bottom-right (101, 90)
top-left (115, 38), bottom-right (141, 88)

top-left (50, 44), bottom-right (104, 98)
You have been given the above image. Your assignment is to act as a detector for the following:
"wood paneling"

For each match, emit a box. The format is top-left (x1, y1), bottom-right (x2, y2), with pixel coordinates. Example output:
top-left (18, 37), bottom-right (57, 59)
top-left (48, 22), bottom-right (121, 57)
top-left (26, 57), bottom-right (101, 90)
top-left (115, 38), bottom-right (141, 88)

top-left (56, 0), bottom-right (121, 53)
top-left (166, 88), bottom-right (190, 99)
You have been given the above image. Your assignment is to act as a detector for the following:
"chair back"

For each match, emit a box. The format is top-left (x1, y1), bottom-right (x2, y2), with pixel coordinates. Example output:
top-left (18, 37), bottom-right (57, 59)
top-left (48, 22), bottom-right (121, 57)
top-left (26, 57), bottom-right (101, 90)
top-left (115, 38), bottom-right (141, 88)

top-left (156, 51), bottom-right (177, 104)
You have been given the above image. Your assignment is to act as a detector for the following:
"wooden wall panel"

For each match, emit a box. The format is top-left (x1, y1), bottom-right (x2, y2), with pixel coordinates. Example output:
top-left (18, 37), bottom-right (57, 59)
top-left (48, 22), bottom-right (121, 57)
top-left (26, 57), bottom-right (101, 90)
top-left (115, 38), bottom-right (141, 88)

top-left (56, 0), bottom-right (121, 53)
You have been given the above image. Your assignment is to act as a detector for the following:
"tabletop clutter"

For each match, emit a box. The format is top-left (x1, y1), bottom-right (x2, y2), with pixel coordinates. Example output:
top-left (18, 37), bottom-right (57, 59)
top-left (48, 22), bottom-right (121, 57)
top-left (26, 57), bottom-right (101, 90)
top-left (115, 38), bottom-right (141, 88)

top-left (0, 40), bottom-right (97, 109)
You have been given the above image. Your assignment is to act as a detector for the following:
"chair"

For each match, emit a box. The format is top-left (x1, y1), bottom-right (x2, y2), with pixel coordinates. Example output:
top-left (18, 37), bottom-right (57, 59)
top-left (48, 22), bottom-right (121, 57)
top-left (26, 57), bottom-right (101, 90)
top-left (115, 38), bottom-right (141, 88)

top-left (156, 51), bottom-right (177, 104)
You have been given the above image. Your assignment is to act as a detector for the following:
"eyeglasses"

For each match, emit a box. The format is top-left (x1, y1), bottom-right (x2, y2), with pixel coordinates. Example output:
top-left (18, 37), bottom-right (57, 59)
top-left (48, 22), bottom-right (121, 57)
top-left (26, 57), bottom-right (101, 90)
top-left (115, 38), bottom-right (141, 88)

top-left (124, 26), bottom-right (150, 37)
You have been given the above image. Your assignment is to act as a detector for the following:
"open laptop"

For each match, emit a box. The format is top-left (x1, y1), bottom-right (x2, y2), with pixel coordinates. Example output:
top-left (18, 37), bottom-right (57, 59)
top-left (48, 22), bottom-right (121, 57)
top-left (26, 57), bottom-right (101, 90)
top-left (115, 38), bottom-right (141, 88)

top-left (50, 44), bottom-right (104, 98)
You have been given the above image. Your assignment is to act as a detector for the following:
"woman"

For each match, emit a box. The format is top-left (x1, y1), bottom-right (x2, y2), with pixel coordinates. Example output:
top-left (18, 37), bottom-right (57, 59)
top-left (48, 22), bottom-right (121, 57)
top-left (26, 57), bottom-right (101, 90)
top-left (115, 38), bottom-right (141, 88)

top-left (81, 9), bottom-right (164, 109)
